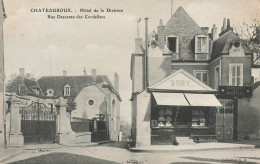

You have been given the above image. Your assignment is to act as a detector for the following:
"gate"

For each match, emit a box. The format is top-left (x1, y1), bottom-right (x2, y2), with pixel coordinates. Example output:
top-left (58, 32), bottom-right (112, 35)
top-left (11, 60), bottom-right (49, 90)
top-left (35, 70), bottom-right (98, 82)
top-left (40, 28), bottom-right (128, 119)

top-left (21, 102), bottom-right (56, 144)
top-left (216, 99), bottom-right (234, 140)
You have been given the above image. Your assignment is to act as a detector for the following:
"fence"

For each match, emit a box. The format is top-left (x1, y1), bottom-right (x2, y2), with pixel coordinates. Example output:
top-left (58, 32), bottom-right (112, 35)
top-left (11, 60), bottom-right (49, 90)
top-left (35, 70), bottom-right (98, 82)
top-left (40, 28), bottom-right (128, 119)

top-left (71, 117), bottom-right (94, 133)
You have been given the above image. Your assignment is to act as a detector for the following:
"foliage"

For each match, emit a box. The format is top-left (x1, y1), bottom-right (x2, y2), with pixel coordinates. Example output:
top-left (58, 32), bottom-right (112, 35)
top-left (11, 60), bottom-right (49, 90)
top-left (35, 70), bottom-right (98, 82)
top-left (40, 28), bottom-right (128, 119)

top-left (234, 19), bottom-right (260, 63)
top-left (66, 98), bottom-right (77, 113)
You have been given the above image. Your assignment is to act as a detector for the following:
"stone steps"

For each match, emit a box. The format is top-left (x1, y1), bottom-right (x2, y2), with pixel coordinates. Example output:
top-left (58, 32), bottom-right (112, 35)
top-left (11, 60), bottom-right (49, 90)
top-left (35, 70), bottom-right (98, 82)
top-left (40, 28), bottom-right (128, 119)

top-left (176, 137), bottom-right (195, 145)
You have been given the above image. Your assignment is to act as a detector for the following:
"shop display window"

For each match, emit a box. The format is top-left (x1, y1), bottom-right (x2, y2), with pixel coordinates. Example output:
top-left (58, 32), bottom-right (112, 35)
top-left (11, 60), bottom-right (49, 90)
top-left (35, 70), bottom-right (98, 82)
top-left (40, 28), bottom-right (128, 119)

top-left (191, 109), bottom-right (206, 127)
top-left (152, 108), bottom-right (174, 127)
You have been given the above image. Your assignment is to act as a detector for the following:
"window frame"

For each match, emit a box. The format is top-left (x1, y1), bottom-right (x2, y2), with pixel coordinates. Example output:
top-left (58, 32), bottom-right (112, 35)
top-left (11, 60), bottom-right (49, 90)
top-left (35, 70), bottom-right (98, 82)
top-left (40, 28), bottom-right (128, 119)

top-left (64, 84), bottom-right (70, 96)
top-left (193, 70), bottom-right (209, 85)
top-left (214, 66), bottom-right (220, 89)
top-left (229, 64), bottom-right (243, 86)
top-left (195, 35), bottom-right (209, 53)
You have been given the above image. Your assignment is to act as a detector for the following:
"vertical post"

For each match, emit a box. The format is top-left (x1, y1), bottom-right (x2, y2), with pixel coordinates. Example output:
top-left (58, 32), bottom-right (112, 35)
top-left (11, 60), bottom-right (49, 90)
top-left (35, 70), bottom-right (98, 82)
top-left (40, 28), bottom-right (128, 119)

top-left (233, 98), bottom-right (238, 140)
top-left (145, 18), bottom-right (149, 88)
top-left (55, 97), bottom-right (76, 144)
top-left (8, 93), bottom-right (24, 146)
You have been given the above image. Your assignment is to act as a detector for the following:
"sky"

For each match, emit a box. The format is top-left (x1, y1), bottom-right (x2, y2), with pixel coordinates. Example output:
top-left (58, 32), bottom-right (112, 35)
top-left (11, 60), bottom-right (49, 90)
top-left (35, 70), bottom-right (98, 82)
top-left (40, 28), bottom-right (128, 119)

top-left (3, 0), bottom-right (260, 123)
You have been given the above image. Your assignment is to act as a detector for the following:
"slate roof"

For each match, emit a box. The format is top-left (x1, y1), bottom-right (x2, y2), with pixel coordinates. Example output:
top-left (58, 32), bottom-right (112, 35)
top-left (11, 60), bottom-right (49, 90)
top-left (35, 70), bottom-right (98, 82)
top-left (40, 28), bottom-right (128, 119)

top-left (6, 76), bottom-right (43, 96)
top-left (211, 30), bottom-right (253, 60)
top-left (165, 7), bottom-right (207, 60)
top-left (37, 75), bottom-right (121, 100)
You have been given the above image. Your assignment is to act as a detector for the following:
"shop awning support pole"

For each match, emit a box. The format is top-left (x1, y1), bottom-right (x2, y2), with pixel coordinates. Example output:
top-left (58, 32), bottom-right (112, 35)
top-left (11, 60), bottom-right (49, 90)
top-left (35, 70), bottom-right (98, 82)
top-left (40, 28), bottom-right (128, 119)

top-left (174, 106), bottom-right (179, 145)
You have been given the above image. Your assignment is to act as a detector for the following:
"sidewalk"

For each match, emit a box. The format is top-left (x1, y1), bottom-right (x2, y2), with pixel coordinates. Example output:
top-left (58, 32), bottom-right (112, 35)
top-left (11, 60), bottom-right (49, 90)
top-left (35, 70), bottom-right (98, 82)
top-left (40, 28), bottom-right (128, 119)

top-left (0, 147), bottom-right (25, 163)
top-left (130, 142), bottom-right (255, 153)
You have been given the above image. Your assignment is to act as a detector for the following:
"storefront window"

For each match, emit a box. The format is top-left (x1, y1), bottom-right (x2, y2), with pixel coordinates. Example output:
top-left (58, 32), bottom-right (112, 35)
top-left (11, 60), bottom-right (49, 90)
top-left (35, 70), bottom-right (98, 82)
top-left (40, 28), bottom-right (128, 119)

top-left (191, 109), bottom-right (206, 127)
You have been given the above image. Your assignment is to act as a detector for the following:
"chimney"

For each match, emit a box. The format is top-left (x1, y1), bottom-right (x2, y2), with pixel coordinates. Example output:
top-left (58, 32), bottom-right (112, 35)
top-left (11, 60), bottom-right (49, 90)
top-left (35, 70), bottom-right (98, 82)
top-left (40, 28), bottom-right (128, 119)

top-left (211, 24), bottom-right (218, 41)
top-left (157, 19), bottom-right (165, 49)
top-left (63, 70), bottom-right (67, 76)
top-left (221, 18), bottom-right (227, 33)
top-left (25, 73), bottom-right (31, 79)
top-left (91, 69), bottom-right (96, 84)
top-left (134, 18), bottom-right (143, 54)
top-left (83, 67), bottom-right (87, 76)
top-left (227, 19), bottom-right (230, 29)
top-left (19, 68), bottom-right (25, 78)
top-left (114, 73), bottom-right (119, 92)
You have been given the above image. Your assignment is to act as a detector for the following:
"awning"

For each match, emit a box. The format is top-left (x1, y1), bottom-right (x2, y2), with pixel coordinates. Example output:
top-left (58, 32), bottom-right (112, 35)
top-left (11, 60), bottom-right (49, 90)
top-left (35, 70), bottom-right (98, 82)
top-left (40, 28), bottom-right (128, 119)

top-left (152, 92), bottom-right (190, 106)
top-left (184, 93), bottom-right (222, 107)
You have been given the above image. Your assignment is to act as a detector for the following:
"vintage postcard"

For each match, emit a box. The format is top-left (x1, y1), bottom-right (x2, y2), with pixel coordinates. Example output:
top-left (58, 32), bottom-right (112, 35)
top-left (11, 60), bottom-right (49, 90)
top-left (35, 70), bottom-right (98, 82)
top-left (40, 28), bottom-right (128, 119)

top-left (0, 0), bottom-right (260, 163)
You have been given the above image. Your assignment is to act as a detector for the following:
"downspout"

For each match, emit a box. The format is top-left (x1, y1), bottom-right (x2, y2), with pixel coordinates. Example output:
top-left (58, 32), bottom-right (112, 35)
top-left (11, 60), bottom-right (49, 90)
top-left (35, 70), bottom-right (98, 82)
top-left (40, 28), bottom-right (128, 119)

top-left (145, 18), bottom-right (149, 88)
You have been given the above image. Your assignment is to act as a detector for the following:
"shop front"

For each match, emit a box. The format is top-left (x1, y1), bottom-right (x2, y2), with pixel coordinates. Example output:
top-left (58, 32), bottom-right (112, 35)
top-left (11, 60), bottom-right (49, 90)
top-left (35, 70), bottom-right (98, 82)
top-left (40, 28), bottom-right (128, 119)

top-left (150, 92), bottom-right (222, 145)
top-left (131, 69), bottom-right (223, 147)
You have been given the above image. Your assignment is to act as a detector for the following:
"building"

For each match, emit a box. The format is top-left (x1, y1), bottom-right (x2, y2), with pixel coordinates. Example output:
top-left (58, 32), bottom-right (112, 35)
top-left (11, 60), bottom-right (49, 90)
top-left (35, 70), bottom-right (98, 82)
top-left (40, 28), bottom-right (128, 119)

top-left (5, 68), bottom-right (121, 144)
top-left (130, 7), bottom-right (255, 147)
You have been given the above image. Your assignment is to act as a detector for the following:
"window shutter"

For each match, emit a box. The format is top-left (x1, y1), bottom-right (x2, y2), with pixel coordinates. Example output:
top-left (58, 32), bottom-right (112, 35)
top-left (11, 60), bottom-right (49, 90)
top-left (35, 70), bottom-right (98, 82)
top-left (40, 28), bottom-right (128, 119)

top-left (229, 65), bottom-right (232, 86)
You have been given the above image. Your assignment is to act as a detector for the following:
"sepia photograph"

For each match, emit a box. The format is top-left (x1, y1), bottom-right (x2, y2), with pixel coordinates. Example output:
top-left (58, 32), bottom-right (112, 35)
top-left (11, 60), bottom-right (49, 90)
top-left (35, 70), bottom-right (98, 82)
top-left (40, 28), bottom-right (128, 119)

top-left (0, 0), bottom-right (260, 163)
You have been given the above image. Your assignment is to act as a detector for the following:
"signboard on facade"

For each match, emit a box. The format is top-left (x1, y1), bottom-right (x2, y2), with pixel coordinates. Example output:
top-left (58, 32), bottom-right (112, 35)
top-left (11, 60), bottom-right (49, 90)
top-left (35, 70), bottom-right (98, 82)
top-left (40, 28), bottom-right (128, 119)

top-left (218, 86), bottom-right (252, 98)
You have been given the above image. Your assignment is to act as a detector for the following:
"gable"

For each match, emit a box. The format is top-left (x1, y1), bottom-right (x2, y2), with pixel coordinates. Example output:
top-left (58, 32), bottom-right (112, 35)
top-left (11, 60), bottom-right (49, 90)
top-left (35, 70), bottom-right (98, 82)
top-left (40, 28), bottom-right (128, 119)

top-left (148, 69), bottom-right (214, 91)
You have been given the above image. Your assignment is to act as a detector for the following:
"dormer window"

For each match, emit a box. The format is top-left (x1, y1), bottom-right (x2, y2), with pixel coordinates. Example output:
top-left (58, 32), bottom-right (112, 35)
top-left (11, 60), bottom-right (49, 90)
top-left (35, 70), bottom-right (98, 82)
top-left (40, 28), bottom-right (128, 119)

top-left (166, 34), bottom-right (179, 53)
top-left (64, 84), bottom-right (70, 96)
top-left (195, 35), bottom-right (209, 60)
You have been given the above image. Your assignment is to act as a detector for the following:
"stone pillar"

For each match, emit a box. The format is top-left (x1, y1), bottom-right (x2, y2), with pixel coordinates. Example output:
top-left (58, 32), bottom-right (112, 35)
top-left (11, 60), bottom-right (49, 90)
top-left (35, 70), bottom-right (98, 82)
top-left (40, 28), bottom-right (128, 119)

top-left (55, 97), bottom-right (76, 145)
top-left (8, 93), bottom-right (24, 146)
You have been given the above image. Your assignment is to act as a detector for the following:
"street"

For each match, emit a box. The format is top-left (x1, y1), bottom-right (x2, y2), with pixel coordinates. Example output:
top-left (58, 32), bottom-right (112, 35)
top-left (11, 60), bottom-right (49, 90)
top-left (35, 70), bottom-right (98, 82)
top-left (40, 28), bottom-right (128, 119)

top-left (1, 142), bottom-right (260, 164)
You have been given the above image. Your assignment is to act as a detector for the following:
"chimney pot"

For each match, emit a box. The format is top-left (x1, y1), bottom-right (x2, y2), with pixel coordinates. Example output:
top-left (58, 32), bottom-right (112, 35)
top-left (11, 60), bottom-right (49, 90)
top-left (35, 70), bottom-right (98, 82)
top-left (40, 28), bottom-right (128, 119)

top-left (19, 68), bottom-right (25, 78)
top-left (159, 19), bottom-right (163, 26)
top-left (227, 19), bottom-right (231, 28)
top-left (221, 18), bottom-right (227, 32)
top-left (26, 73), bottom-right (31, 79)
top-left (91, 69), bottom-right (96, 84)
top-left (211, 24), bottom-right (218, 41)
top-left (63, 70), bottom-right (67, 76)
top-left (83, 67), bottom-right (87, 76)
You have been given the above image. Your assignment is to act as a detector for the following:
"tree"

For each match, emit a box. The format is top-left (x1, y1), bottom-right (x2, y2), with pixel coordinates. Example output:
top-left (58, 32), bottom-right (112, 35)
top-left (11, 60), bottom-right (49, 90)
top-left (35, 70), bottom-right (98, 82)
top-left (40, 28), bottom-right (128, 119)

top-left (234, 19), bottom-right (260, 66)
top-left (66, 98), bottom-right (77, 121)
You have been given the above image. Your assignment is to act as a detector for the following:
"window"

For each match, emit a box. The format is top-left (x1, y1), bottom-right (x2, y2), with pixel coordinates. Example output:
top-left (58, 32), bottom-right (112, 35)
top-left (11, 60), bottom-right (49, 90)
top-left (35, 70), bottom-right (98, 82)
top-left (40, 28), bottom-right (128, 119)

top-left (197, 37), bottom-right (207, 53)
top-left (166, 34), bottom-right (179, 53)
top-left (192, 109), bottom-right (207, 127)
top-left (194, 70), bottom-right (208, 85)
top-left (168, 37), bottom-right (177, 52)
top-left (215, 66), bottom-right (220, 89)
top-left (88, 99), bottom-right (94, 106)
top-left (229, 64), bottom-right (243, 86)
top-left (195, 35), bottom-right (208, 54)
top-left (64, 85), bottom-right (70, 96)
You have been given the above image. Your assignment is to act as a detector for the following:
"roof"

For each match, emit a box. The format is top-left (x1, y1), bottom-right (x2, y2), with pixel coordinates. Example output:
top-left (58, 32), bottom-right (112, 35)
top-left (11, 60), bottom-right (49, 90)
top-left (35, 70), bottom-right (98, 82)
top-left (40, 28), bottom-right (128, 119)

top-left (165, 7), bottom-right (207, 60)
top-left (211, 30), bottom-right (253, 60)
top-left (37, 75), bottom-right (121, 100)
top-left (6, 76), bottom-right (43, 96)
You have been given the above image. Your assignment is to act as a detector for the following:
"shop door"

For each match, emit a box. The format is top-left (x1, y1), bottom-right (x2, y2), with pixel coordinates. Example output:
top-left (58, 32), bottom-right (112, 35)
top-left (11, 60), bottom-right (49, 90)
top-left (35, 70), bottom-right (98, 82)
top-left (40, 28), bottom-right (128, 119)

top-left (216, 113), bottom-right (233, 140)
top-left (216, 100), bottom-right (234, 140)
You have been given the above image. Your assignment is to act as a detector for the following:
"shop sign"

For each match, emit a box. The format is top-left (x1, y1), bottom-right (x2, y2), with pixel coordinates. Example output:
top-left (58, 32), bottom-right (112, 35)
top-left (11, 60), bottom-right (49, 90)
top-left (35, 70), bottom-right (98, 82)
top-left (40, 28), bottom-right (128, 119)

top-left (218, 86), bottom-right (252, 98)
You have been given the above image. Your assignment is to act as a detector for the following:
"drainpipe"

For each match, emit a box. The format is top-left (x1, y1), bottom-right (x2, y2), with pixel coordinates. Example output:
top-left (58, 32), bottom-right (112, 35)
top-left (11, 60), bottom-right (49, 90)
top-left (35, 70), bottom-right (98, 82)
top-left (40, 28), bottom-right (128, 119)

top-left (145, 18), bottom-right (149, 88)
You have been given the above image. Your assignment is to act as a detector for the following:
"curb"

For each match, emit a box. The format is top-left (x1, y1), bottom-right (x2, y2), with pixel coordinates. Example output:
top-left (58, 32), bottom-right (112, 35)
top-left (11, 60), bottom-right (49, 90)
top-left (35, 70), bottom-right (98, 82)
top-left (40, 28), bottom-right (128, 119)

top-left (130, 145), bottom-right (255, 153)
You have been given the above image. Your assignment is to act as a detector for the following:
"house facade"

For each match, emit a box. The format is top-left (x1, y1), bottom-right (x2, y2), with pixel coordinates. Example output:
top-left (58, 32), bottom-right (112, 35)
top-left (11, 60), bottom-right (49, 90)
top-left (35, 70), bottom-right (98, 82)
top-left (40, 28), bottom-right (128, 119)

top-left (130, 7), bottom-right (255, 147)
top-left (5, 68), bottom-right (121, 145)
